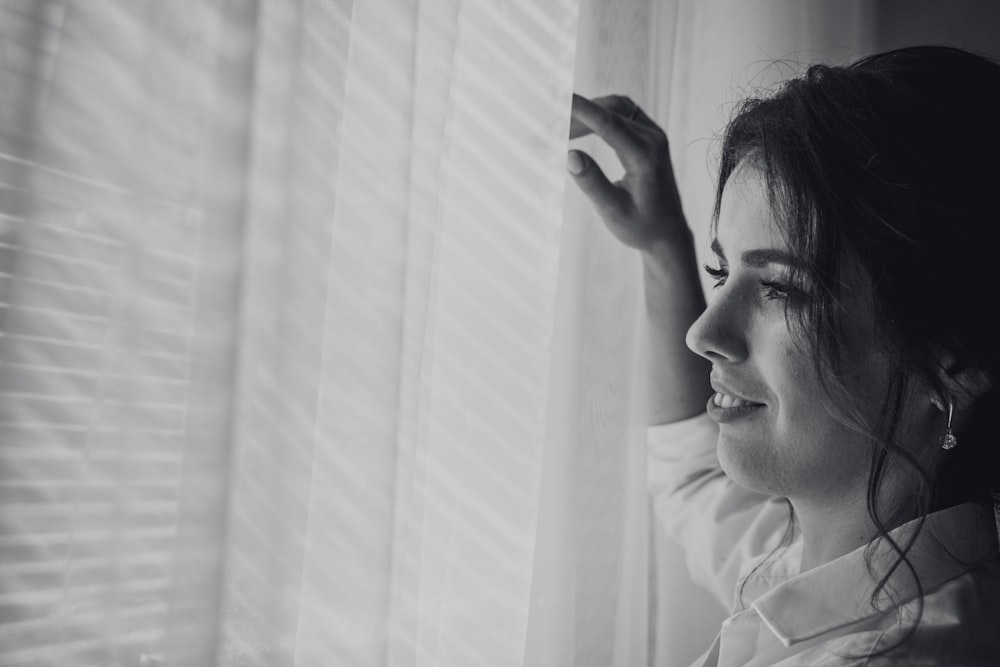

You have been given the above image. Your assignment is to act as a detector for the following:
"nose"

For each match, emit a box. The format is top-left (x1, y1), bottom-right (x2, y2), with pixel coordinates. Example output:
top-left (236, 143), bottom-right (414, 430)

top-left (685, 291), bottom-right (749, 363)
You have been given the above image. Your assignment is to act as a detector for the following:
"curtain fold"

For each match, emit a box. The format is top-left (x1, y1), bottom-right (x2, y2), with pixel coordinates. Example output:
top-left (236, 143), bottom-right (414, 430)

top-left (522, 3), bottom-right (656, 666)
top-left (203, 0), bottom-right (584, 665)
top-left (382, 3), bottom-right (580, 665)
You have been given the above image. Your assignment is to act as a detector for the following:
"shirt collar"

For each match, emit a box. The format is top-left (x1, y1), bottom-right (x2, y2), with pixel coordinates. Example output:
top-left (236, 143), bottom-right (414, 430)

top-left (747, 502), bottom-right (999, 647)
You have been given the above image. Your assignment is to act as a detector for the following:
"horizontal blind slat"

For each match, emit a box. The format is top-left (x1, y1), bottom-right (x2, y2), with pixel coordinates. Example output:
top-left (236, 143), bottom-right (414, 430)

top-left (0, 1), bottom-right (238, 663)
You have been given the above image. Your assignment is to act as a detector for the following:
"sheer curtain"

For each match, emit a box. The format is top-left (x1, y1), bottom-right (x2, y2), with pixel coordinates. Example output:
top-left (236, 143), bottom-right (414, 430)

top-left (3, 1), bottom-right (989, 666)
top-left (221, 0), bottom-right (584, 665)
top-left (0, 2), bottom-right (248, 665)
top-left (0, 1), bottom-right (622, 665)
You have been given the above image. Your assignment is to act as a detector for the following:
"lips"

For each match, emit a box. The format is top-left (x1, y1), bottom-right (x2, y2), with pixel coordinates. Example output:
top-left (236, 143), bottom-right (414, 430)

top-left (713, 392), bottom-right (753, 409)
top-left (707, 376), bottom-right (765, 423)
top-left (709, 376), bottom-right (764, 404)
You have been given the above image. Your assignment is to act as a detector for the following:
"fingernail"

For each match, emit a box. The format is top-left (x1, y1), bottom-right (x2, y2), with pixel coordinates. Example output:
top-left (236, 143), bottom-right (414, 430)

top-left (567, 151), bottom-right (584, 175)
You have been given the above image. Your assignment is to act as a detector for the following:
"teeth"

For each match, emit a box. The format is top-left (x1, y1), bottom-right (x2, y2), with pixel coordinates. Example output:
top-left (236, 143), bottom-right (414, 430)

top-left (714, 392), bottom-right (750, 408)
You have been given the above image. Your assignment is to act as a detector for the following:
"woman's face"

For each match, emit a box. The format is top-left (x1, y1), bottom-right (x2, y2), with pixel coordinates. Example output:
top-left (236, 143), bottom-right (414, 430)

top-left (685, 166), bottom-right (893, 506)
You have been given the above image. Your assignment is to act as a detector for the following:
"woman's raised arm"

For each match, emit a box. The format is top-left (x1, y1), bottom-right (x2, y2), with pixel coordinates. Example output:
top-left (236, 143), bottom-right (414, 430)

top-left (568, 94), bottom-right (711, 424)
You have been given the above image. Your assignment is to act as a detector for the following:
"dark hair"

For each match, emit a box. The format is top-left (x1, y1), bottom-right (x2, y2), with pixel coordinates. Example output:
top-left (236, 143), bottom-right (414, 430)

top-left (717, 45), bottom-right (1000, 653)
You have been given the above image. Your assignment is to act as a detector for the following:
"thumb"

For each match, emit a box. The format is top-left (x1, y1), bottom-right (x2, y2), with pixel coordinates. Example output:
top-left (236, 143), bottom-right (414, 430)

top-left (566, 150), bottom-right (629, 220)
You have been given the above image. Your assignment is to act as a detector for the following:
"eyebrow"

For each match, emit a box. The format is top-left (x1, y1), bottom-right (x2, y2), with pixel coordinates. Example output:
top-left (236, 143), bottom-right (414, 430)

top-left (710, 237), bottom-right (806, 269)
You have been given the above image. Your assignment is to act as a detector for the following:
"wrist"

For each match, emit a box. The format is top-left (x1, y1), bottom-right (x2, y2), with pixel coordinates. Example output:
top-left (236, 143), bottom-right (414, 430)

top-left (641, 228), bottom-right (698, 276)
top-left (640, 228), bottom-right (706, 315)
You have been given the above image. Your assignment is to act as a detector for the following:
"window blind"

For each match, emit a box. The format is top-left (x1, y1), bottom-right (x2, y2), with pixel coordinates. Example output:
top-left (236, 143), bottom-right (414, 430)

top-left (0, 2), bottom-right (247, 664)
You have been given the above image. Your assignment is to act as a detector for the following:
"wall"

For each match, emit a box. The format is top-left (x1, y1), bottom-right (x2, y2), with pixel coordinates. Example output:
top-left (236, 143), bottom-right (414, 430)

top-left (875, 0), bottom-right (1000, 56)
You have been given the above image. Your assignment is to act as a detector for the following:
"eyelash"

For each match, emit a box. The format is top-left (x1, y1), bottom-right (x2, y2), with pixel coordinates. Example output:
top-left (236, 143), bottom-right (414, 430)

top-left (704, 264), bottom-right (728, 288)
top-left (703, 265), bottom-right (799, 302)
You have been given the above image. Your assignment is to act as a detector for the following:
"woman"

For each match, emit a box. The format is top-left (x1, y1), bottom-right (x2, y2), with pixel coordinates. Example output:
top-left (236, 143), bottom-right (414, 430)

top-left (568, 45), bottom-right (1000, 665)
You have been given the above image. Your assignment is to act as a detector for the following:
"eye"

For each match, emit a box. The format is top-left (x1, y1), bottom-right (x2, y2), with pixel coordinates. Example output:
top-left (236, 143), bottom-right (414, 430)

top-left (759, 278), bottom-right (810, 303)
top-left (759, 279), bottom-right (789, 300)
top-left (703, 264), bottom-right (727, 288)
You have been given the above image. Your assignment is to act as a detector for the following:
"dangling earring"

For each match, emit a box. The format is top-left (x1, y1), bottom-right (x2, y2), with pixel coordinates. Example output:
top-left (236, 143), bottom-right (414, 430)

top-left (940, 397), bottom-right (958, 450)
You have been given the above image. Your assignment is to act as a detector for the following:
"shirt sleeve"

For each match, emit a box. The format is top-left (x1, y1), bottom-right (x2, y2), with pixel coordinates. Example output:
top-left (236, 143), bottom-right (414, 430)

top-left (647, 413), bottom-right (790, 609)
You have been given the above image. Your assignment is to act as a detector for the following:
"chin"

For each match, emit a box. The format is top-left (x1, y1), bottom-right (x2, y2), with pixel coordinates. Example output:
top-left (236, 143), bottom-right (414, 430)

top-left (716, 434), bottom-right (786, 496)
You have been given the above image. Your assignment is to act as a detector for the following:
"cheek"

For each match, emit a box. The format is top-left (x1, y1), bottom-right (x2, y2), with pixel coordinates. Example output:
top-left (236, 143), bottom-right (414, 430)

top-left (771, 343), bottom-right (851, 454)
top-left (770, 351), bottom-right (877, 494)
top-left (720, 312), bottom-right (881, 498)
top-left (766, 327), bottom-right (825, 424)
top-left (774, 360), bottom-right (828, 430)
top-left (718, 331), bottom-right (847, 495)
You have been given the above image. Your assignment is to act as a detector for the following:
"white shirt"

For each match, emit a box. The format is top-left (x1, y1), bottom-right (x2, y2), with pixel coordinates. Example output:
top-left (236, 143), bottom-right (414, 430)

top-left (648, 413), bottom-right (1000, 666)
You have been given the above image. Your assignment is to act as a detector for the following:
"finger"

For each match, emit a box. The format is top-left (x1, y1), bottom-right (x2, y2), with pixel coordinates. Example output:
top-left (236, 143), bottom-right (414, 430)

top-left (591, 94), bottom-right (637, 118)
top-left (570, 94), bottom-right (652, 139)
top-left (571, 94), bottom-right (646, 169)
top-left (589, 95), bottom-right (662, 136)
top-left (569, 114), bottom-right (593, 140)
top-left (570, 96), bottom-right (644, 138)
top-left (623, 100), bottom-right (656, 127)
top-left (567, 149), bottom-right (631, 220)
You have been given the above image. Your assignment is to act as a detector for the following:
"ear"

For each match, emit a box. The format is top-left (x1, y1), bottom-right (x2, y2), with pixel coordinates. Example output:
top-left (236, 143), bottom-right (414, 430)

top-left (946, 366), bottom-right (993, 410)
top-left (933, 350), bottom-right (993, 412)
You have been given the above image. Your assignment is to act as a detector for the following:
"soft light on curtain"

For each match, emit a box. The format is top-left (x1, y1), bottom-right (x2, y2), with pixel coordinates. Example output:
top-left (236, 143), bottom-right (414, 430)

top-left (0, 2), bottom-right (247, 664)
top-left (0, 1), bottom-right (653, 665)
top-left (220, 0), bottom-right (584, 664)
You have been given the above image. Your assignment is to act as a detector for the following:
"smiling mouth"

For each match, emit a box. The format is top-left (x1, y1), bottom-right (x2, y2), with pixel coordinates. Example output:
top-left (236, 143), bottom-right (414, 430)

top-left (712, 392), bottom-right (754, 409)
top-left (707, 392), bottom-right (764, 423)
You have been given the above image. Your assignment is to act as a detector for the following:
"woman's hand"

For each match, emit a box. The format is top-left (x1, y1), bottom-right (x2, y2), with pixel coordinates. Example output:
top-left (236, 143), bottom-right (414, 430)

top-left (569, 93), bottom-right (712, 424)
top-left (567, 94), bottom-right (688, 251)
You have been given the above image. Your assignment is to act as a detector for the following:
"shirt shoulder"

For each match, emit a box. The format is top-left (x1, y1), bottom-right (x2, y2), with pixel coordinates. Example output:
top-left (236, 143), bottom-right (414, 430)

top-left (855, 561), bottom-right (1000, 667)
